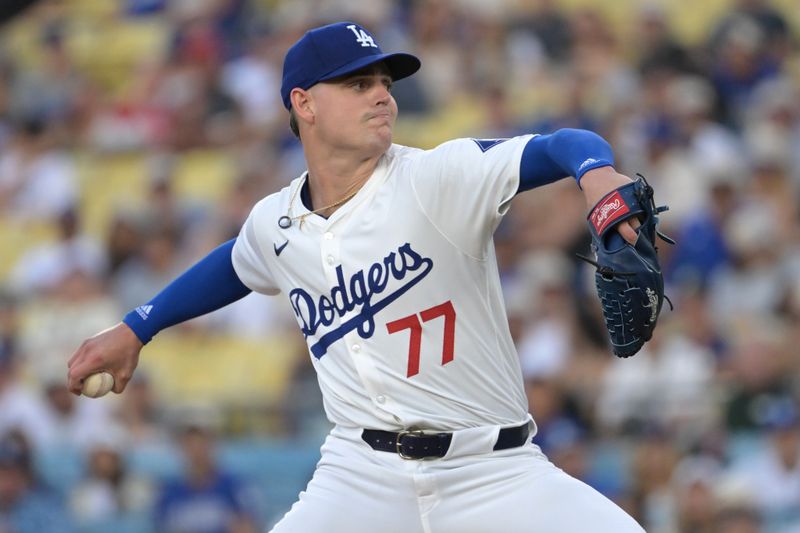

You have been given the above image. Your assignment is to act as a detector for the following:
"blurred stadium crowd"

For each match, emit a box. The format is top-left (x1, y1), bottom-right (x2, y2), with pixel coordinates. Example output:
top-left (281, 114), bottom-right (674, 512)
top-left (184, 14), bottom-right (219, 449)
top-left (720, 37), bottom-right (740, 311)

top-left (1, 0), bottom-right (800, 531)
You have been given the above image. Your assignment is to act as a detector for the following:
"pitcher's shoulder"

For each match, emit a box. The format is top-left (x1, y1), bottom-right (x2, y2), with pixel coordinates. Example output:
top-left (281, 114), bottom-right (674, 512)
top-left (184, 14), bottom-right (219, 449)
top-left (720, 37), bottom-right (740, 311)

top-left (387, 143), bottom-right (420, 160)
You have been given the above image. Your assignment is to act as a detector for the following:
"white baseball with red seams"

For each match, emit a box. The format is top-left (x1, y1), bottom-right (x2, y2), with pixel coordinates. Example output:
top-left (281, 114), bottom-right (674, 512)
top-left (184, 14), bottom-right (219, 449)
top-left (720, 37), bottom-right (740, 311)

top-left (232, 138), bottom-right (644, 532)
top-left (81, 371), bottom-right (114, 398)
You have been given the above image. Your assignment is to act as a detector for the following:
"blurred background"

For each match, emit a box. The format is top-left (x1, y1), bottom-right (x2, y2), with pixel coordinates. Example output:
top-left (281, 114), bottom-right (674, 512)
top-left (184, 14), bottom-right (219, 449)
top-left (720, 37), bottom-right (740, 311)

top-left (0, 0), bottom-right (799, 531)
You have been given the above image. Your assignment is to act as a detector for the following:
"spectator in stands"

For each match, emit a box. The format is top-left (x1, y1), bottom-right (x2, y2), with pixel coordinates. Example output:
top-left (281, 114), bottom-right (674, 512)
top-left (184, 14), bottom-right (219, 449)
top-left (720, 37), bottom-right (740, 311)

top-left (10, 207), bottom-right (107, 296)
top-left (709, 0), bottom-right (791, 66)
top-left (221, 26), bottom-right (284, 133)
top-left (709, 202), bottom-right (786, 324)
top-left (515, 250), bottom-right (577, 380)
top-left (0, 291), bottom-right (18, 370)
top-left (0, 327), bottom-right (53, 452)
top-left (628, 427), bottom-right (680, 530)
top-left (659, 75), bottom-right (745, 223)
top-left (715, 506), bottom-right (761, 533)
top-left (157, 11), bottom-right (242, 150)
top-left (726, 395), bottom-right (800, 531)
top-left (154, 422), bottom-right (260, 533)
top-left (711, 473), bottom-right (762, 532)
top-left (106, 211), bottom-right (144, 277)
top-left (0, 117), bottom-right (77, 221)
top-left (0, 430), bottom-right (73, 532)
top-left (409, 0), bottom-right (466, 107)
top-left (722, 322), bottom-right (791, 432)
top-left (595, 327), bottom-right (716, 438)
top-left (8, 19), bottom-right (88, 131)
top-left (708, 15), bottom-right (780, 130)
top-left (668, 455), bottom-right (722, 533)
top-left (70, 432), bottom-right (154, 530)
top-left (665, 171), bottom-right (737, 289)
top-left (136, 151), bottom-right (211, 251)
top-left (670, 286), bottom-right (728, 360)
top-left (509, 0), bottom-right (572, 63)
top-left (634, 3), bottom-right (700, 78)
top-left (114, 372), bottom-right (171, 449)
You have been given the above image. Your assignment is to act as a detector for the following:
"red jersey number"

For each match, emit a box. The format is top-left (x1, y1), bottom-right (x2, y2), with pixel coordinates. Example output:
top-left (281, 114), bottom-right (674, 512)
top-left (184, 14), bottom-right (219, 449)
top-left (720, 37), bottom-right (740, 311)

top-left (386, 300), bottom-right (456, 377)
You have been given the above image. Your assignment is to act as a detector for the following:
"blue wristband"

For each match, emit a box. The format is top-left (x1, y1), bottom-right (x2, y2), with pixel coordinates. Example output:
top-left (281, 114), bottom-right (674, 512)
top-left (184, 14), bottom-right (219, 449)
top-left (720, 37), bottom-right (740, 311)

top-left (122, 239), bottom-right (251, 344)
top-left (519, 128), bottom-right (615, 192)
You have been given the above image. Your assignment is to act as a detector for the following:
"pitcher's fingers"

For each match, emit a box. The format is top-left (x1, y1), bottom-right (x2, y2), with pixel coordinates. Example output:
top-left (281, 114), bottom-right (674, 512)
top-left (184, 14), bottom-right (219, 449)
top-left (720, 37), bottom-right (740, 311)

top-left (112, 371), bottom-right (132, 394)
top-left (618, 220), bottom-right (639, 245)
top-left (67, 370), bottom-right (85, 396)
top-left (67, 358), bottom-right (101, 395)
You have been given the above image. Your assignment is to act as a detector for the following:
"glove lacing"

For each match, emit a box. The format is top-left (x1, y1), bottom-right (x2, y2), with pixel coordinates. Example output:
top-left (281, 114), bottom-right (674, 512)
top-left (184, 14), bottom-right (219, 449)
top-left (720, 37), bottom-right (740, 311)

top-left (576, 252), bottom-right (675, 311)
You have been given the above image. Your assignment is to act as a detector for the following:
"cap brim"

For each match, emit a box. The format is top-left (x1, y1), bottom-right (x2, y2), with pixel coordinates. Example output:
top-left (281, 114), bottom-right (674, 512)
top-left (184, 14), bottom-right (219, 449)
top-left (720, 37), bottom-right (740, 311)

top-left (319, 52), bottom-right (420, 84)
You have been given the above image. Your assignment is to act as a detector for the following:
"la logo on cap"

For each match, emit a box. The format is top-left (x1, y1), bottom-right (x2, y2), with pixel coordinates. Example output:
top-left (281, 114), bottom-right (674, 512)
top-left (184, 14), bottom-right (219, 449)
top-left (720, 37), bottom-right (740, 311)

top-left (347, 24), bottom-right (377, 48)
top-left (280, 21), bottom-right (421, 109)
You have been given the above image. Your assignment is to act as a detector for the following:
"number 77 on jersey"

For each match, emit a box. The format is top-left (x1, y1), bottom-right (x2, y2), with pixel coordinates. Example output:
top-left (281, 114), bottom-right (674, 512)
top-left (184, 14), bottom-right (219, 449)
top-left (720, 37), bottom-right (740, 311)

top-left (386, 300), bottom-right (456, 377)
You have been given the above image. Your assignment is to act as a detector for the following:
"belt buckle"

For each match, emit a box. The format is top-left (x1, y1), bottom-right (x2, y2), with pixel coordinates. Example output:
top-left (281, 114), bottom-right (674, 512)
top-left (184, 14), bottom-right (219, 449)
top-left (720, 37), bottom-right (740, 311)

top-left (396, 429), bottom-right (426, 460)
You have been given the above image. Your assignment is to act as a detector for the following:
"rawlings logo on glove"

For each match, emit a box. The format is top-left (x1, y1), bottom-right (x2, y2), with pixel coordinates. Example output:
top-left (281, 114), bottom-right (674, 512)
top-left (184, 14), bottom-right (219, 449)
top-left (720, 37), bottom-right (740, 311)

top-left (590, 193), bottom-right (628, 234)
top-left (579, 175), bottom-right (674, 358)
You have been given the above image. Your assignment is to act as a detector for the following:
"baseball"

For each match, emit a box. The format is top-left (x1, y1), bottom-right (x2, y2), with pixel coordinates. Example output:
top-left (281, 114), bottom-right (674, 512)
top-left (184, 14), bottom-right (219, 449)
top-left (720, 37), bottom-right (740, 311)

top-left (82, 372), bottom-right (115, 398)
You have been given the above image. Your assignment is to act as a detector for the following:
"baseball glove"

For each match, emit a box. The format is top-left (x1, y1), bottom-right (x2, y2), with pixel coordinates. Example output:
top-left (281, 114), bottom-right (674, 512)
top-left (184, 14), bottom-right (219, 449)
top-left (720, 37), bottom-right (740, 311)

top-left (579, 174), bottom-right (674, 358)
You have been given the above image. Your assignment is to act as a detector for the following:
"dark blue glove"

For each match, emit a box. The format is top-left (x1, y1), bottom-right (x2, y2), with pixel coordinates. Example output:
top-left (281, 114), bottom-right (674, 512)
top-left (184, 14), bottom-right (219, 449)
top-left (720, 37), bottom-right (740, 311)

top-left (581, 175), bottom-right (674, 358)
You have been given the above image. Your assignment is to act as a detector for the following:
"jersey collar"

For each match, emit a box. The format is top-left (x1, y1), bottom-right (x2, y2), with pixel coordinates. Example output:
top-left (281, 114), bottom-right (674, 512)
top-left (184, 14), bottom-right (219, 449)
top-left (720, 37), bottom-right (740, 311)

top-left (293, 151), bottom-right (391, 229)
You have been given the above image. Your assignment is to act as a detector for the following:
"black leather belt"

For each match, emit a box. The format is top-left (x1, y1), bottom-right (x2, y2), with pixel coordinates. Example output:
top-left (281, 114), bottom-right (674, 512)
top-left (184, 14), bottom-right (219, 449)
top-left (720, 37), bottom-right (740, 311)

top-left (361, 422), bottom-right (530, 459)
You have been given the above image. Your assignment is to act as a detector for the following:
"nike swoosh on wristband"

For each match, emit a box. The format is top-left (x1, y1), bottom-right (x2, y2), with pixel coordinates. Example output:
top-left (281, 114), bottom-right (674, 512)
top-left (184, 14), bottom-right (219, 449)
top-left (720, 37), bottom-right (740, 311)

top-left (274, 240), bottom-right (289, 256)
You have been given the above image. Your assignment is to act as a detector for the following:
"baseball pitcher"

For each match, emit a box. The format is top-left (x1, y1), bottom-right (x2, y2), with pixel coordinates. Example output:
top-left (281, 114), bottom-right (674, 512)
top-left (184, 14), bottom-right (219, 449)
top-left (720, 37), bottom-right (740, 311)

top-left (68, 21), bottom-right (669, 532)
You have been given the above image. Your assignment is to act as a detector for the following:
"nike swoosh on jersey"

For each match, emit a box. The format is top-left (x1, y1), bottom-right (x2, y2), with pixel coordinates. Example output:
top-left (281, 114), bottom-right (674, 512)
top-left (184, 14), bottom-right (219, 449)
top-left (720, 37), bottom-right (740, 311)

top-left (274, 240), bottom-right (289, 256)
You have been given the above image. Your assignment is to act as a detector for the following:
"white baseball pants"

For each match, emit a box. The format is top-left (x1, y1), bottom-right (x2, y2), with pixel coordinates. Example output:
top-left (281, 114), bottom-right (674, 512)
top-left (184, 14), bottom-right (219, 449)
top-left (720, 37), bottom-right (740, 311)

top-left (269, 424), bottom-right (644, 533)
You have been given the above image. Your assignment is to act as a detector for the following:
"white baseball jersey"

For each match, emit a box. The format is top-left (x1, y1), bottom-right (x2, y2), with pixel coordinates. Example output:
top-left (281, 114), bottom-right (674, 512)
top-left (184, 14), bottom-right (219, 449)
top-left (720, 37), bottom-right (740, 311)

top-left (232, 136), bottom-right (535, 432)
top-left (233, 137), bottom-right (646, 533)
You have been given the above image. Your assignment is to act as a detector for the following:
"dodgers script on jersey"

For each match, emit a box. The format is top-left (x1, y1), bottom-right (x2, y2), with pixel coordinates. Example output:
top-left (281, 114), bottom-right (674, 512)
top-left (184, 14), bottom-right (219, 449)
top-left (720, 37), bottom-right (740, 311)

top-left (232, 135), bottom-right (535, 432)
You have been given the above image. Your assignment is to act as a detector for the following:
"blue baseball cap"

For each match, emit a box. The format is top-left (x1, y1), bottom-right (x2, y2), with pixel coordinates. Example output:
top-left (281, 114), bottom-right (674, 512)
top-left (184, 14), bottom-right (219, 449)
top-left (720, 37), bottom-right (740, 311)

top-left (281, 21), bottom-right (421, 109)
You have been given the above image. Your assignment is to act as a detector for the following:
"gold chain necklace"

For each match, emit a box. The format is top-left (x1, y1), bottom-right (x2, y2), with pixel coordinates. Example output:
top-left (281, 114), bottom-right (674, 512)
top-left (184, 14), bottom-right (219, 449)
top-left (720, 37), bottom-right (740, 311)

top-left (278, 173), bottom-right (369, 229)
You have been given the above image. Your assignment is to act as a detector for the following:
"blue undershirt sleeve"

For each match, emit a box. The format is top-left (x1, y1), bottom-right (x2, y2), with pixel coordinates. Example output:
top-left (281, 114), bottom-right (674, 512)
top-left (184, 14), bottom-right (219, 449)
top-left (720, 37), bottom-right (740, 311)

top-left (518, 128), bottom-right (615, 193)
top-left (122, 238), bottom-right (252, 344)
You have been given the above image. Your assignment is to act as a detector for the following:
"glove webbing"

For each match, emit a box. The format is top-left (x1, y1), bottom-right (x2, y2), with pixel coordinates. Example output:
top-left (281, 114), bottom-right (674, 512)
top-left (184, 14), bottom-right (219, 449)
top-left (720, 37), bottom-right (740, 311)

top-left (577, 252), bottom-right (674, 312)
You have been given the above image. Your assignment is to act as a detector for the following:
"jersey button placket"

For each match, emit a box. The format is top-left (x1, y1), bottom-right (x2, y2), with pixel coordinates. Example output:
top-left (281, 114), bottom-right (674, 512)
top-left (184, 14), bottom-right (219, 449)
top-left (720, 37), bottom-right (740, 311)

top-left (319, 225), bottom-right (340, 285)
